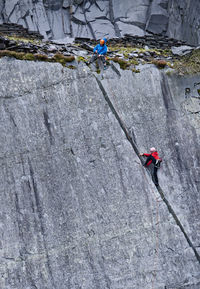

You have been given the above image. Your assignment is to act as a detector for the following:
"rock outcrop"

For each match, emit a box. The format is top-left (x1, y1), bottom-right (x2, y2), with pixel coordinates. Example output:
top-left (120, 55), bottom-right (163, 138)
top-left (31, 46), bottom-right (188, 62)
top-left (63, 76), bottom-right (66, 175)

top-left (0, 57), bottom-right (199, 289)
top-left (0, 0), bottom-right (200, 45)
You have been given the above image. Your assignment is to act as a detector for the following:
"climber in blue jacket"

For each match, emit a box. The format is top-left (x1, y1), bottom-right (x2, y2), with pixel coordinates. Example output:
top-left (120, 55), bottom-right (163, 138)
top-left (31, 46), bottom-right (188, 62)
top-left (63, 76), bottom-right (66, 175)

top-left (87, 38), bottom-right (108, 69)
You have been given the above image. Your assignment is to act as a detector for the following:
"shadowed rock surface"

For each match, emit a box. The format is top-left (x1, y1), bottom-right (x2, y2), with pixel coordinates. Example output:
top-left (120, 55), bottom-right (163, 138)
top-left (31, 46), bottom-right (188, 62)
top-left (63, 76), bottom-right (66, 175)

top-left (0, 57), bottom-right (199, 289)
top-left (0, 0), bottom-right (200, 45)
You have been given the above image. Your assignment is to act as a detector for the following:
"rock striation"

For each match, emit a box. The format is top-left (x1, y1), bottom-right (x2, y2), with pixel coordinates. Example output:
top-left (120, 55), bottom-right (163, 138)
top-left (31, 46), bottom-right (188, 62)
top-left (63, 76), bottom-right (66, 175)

top-left (0, 57), bottom-right (199, 289)
top-left (0, 0), bottom-right (200, 45)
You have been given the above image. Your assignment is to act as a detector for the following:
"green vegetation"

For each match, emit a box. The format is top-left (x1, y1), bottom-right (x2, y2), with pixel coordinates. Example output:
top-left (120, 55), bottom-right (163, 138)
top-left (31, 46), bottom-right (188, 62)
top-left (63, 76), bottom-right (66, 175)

top-left (197, 89), bottom-right (200, 96)
top-left (67, 65), bottom-right (76, 69)
top-left (129, 58), bottom-right (139, 66)
top-left (1, 34), bottom-right (41, 44)
top-left (132, 68), bottom-right (140, 73)
top-left (0, 50), bottom-right (75, 66)
top-left (24, 53), bottom-right (35, 61)
top-left (77, 56), bottom-right (87, 63)
top-left (0, 50), bottom-right (26, 59)
top-left (173, 49), bottom-right (200, 75)
top-left (35, 54), bottom-right (49, 61)
top-left (53, 53), bottom-right (75, 65)
top-left (112, 57), bottom-right (130, 70)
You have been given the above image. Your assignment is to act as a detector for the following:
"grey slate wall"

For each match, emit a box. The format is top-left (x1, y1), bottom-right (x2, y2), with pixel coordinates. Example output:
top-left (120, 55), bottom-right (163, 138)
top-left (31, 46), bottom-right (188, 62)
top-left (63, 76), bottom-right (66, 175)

top-left (0, 58), bottom-right (200, 288)
top-left (0, 0), bottom-right (200, 45)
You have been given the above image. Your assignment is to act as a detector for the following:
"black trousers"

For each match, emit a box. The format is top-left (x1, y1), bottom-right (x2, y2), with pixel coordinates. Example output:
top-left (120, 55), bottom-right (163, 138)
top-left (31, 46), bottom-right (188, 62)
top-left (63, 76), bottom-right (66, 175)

top-left (144, 155), bottom-right (159, 185)
top-left (89, 54), bottom-right (106, 65)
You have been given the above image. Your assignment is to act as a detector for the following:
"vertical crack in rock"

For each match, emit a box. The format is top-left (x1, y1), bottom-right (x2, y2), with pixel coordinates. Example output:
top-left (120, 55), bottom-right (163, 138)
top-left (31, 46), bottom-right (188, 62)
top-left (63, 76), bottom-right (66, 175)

top-left (43, 110), bottom-right (54, 145)
top-left (1, 0), bottom-right (6, 22)
top-left (8, 1), bottom-right (20, 22)
top-left (95, 76), bottom-right (140, 156)
top-left (110, 63), bottom-right (121, 77)
top-left (108, 0), bottom-right (121, 37)
top-left (28, 158), bottom-right (56, 288)
top-left (95, 76), bottom-right (200, 265)
top-left (82, 6), bottom-right (96, 39)
top-left (157, 186), bottom-right (200, 264)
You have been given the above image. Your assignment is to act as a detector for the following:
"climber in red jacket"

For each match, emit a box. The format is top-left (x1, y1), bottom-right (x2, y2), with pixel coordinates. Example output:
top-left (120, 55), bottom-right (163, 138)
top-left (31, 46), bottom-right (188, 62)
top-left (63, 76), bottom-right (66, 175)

top-left (140, 147), bottom-right (162, 186)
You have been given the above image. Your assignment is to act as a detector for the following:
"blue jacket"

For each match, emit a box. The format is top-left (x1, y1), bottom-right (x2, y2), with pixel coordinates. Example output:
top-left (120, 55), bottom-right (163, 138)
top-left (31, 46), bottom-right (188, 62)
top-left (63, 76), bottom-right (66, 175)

top-left (93, 38), bottom-right (107, 55)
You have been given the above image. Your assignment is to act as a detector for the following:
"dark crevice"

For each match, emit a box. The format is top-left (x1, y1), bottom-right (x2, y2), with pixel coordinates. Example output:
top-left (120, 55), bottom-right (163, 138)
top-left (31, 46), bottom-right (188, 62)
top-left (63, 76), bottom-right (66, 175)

top-left (187, 110), bottom-right (200, 114)
top-left (43, 110), bottom-right (54, 145)
top-left (118, 20), bottom-right (146, 30)
top-left (71, 16), bottom-right (86, 25)
top-left (110, 62), bottom-right (121, 77)
top-left (194, 82), bottom-right (200, 87)
top-left (95, 76), bottom-right (200, 265)
top-left (157, 187), bottom-right (200, 264)
top-left (86, 20), bottom-right (96, 39)
top-left (82, 6), bottom-right (96, 39)
top-left (1, 0), bottom-right (6, 22)
top-left (108, 0), bottom-right (121, 37)
top-left (95, 76), bottom-right (140, 157)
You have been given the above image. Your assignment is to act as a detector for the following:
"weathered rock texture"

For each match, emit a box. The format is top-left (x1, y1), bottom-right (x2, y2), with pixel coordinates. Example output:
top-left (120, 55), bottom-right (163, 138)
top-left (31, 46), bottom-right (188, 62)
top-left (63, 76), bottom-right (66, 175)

top-left (0, 23), bottom-right (43, 39)
top-left (0, 0), bottom-right (200, 45)
top-left (0, 58), bottom-right (200, 289)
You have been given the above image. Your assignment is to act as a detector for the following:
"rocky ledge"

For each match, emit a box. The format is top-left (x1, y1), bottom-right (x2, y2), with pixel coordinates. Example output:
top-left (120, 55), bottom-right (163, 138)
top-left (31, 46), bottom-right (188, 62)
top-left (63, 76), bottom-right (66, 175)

top-left (0, 0), bottom-right (200, 45)
top-left (0, 31), bottom-right (199, 76)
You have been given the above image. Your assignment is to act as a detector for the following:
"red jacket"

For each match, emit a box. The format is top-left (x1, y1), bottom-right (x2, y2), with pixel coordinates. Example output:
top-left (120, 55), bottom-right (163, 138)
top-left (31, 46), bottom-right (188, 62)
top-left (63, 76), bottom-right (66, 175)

top-left (143, 151), bottom-right (162, 166)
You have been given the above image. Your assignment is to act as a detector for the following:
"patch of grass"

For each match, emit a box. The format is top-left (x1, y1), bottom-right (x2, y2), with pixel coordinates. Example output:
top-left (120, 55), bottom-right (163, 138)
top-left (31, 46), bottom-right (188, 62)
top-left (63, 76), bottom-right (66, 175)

top-left (52, 54), bottom-right (75, 66)
top-left (0, 50), bottom-right (77, 66)
top-left (152, 59), bottom-right (167, 69)
top-left (35, 54), bottom-right (49, 61)
top-left (77, 56), bottom-right (87, 63)
top-left (0, 50), bottom-right (26, 60)
top-left (197, 89), bottom-right (200, 96)
top-left (67, 65), bottom-right (76, 69)
top-left (112, 57), bottom-right (130, 70)
top-left (129, 58), bottom-right (139, 66)
top-left (173, 49), bottom-right (200, 75)
top-left (1, 34), bottom-right (41, 44)
top-left (132, 68), bottom-right (140, 73)
top-left (23, 53), bottom-right (36, 61)
top-left (54, 54), bottom-right (75, 62)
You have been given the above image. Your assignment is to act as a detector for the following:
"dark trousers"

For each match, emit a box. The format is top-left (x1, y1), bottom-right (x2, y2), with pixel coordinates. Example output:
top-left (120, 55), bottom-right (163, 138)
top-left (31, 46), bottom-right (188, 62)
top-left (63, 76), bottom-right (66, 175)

top-left (89, 54), bottom-right (106, 65)
top-left (144, 155), bottom-right (159, 185)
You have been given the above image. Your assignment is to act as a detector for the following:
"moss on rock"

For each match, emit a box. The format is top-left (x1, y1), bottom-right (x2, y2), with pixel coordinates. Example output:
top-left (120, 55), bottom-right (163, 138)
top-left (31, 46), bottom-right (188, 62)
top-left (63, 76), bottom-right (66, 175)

top-left (112, 57), bottom-right (130, 70)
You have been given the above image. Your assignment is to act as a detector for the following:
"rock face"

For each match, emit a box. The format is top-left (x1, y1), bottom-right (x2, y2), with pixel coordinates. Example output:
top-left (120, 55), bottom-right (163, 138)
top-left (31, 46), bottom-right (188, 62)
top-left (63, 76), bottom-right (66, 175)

top-left (0, 58), bottom-right (200, 289)
top-left (0, 0), bottom-right (200, 45)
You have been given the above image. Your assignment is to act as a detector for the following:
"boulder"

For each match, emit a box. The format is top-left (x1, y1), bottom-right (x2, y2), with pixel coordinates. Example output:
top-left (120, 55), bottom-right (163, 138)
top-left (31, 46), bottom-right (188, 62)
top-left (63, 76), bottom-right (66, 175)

top-left (171, 45), bottom-right (194, 56)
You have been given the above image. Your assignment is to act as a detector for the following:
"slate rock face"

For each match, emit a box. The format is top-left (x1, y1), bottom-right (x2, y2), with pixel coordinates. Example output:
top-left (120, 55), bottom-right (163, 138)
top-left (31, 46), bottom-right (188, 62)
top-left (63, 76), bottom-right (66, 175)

top-left (146, 0), bottom-right (169, 34)
top-left (0, 0), bottom-right (200, 45)
top-left (0, 58), bottom-right (200, 288)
